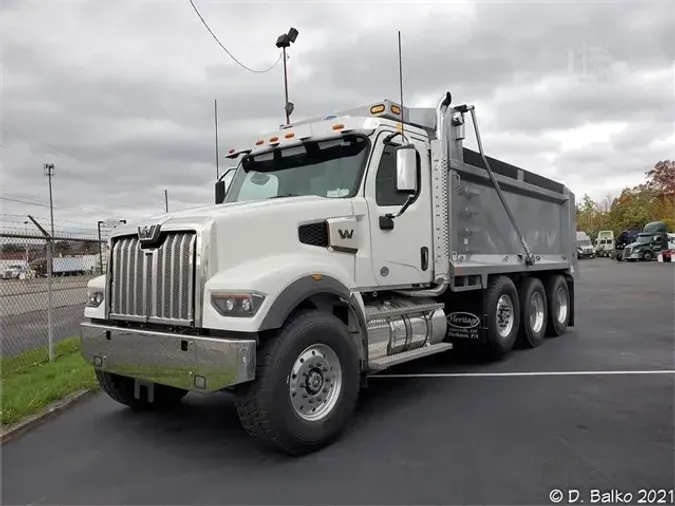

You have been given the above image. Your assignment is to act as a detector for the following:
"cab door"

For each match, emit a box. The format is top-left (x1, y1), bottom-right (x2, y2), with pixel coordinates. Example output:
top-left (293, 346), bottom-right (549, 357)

top-left (364, 130), bottom-right (434, 287)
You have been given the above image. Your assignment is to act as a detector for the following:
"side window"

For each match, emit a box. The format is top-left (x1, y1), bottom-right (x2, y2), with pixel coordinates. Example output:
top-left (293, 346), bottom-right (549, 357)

top-left (375, 143), bottom-right (419, 206)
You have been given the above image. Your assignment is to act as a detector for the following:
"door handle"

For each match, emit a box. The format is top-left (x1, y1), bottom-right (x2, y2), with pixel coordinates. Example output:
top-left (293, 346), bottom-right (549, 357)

top-left (421, 246), bottom-right (429, 271)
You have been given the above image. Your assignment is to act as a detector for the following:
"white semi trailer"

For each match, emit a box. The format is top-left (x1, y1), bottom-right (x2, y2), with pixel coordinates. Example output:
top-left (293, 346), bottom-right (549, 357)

top-left (81, 92), bottom-right (578, 455)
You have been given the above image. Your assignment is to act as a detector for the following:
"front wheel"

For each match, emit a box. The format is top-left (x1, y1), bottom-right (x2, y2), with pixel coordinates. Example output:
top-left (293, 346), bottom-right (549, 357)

top-left (643, 251), bottom-right (653, 261)
top-left (234, 310), bottom-right (360, 456)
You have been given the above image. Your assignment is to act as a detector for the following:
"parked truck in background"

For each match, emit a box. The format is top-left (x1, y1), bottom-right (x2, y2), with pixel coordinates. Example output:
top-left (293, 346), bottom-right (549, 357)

top-left (576, 231), bottom-right (595, 259)
top-left (80, 92), bottom-right (577, 455)
top-left (594, 230), bottom-right (614, 257)
top-left (660, 233), bottom-right (675, 262)
top-left (623, 221), bottom-right (669, 262)
top-left (613, 229), bottom-right (640, 261)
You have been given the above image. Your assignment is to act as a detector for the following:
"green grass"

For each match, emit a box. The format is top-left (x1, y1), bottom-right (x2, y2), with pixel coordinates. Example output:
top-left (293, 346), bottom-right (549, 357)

top-left (1, 337), bottom-right (97, 428)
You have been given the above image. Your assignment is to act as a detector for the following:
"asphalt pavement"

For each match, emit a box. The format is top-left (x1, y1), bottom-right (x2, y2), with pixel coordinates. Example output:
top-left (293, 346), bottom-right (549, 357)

top-left (2, 259), bottom-right (674, 505)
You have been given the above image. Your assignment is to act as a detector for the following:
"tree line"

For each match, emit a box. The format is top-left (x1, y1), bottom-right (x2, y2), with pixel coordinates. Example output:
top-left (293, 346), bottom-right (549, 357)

top-left (576, 160), bottom-right (674, 239)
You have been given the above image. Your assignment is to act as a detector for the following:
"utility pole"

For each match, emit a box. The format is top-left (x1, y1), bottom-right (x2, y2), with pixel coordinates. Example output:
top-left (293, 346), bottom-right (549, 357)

top-left (44, 163), bottom-right (55, 238)
top-left (215, 99), bottom-right (220, 180)
top-left (275, 27), bottom-right (299, 125)
top-left (164, 189), bottom-right (169, 213)
top-left (43, 162), bottom-right (55, 361)
top-left (97, 220), bottom-right (104, 275)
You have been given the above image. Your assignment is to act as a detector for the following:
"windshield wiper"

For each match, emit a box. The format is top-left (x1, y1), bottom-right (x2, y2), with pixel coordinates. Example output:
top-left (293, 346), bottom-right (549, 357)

top-left (267, 193), bottom-right (302, 199)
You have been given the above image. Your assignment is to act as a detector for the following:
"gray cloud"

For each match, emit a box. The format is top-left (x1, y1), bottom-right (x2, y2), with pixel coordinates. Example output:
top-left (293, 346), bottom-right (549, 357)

top-left (1, 0), bottom-right (673, 228)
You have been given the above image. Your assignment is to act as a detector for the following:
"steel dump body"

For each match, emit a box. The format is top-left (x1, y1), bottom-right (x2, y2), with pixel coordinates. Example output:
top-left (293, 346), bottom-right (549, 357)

top-left (447, 148), bottom-right (576, 277)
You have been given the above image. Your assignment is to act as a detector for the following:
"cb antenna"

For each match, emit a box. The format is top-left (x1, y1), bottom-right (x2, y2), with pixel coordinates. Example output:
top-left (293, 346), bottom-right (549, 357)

top-left (397, 30), bottom-right (406, 143)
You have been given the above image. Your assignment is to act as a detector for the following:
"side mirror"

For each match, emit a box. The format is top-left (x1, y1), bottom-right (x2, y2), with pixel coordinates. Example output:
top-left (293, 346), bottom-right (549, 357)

top-left (215, 168), bottom-right (236, 204)
top-left (395, 145), bottom-right (418, 193)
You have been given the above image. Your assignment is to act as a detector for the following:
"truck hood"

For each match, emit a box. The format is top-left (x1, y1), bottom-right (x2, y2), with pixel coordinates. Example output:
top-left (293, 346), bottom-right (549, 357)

top-left (114, 196), bottom-right (352, 235)
top-left (124, 196), bottom-right (335, 225)
top-left (111, 195), bottom-right (356, 271)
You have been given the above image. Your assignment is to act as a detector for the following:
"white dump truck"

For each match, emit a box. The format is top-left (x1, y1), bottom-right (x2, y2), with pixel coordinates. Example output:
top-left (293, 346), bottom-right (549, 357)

top-left (81, 92), bottom-right (577, 455)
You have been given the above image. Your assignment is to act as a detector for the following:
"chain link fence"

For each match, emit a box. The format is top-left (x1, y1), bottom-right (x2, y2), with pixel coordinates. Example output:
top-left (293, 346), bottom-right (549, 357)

top-left (0, 229), bottom-right (108, 362)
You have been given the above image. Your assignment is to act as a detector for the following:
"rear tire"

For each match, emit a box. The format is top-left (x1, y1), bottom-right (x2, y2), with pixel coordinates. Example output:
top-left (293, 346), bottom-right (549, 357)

top-left (234, 310), bottom-right (360, 456)
top-left (517, 277), bottom-right (547, 348)
top-left (545, 275), bottom-right (570, 337)
top-left (484, 275), bottom-right (520, 358)
top-left (95, 370), bottom-right (188, 410)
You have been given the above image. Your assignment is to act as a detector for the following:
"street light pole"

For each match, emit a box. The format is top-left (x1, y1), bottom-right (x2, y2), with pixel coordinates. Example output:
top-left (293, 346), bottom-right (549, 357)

top-left (24, 220), bottom-right (29, 270)
top-left (97, 220), bottom-right (104, 275)
top-left (275, 27), bottom-right (299, 125)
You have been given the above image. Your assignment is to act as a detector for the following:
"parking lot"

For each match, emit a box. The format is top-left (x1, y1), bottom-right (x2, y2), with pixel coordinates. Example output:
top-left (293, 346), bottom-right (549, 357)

top-left (2, 259), bottom-right (674, 505)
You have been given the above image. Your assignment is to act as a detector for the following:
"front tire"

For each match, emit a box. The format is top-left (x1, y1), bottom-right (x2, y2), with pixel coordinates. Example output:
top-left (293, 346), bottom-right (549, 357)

top-left (234, 310), bottom-right (360, 456)
top-left (484, 275), bottom-right (520, 357)
top-left (643, 251), bottom-right (653, 261)
top-left (517, 277), bottom-right (547, 348)
top-left (545, 275), bottom-right (570, 337)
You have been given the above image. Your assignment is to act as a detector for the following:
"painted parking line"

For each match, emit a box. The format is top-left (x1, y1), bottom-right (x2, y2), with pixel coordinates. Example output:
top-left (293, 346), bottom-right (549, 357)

top-left (369, 370), bottom-right (675, 379)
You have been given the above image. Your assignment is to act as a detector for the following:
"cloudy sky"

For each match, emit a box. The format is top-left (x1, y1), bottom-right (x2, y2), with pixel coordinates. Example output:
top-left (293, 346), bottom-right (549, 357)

top-left (1, 0), bottom-right (673, 235)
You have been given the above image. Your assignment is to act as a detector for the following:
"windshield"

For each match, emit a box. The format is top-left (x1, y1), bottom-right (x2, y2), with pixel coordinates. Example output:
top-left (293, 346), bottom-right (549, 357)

top-left (635, 234), bottom-right (652, 244)
top-left (224, 135), bottom-right (371, 203)
top-left (578, 240), bottom-right (591, 247)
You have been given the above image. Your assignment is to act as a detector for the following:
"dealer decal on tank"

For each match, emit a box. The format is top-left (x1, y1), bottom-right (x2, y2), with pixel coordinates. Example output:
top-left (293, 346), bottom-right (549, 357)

top-left (446, 312), bottom-right (481, 340)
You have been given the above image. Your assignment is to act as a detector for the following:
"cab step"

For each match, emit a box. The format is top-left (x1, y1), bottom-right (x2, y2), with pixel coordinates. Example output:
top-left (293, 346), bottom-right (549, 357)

top-left (368, 342), bottom-right (453, 371)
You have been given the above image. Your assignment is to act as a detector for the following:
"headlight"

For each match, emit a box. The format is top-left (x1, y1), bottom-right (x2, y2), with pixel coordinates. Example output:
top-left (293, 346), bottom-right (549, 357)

top-left (211, 291), bottom-right (265, 317)
top-left (86, 290), bottom-right (104, 308)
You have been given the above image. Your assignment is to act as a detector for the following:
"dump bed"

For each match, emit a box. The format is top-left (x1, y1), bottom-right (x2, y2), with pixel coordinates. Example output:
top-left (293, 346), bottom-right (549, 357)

top-left (447, 148), bottom-right (577, 276)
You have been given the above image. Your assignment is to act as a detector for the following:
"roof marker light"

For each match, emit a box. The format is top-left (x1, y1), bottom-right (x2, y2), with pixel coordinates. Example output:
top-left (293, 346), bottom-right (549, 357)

top-left (284, 132), bottom-right (295, 139)
top-left (370, 104), bottom-right (385, 114)
top-left (391, 104), bottom-right (401, 115)
top-left (332, 123), bottom-right (345, 130)
top-left (255, 139), bottom-right (264, 146)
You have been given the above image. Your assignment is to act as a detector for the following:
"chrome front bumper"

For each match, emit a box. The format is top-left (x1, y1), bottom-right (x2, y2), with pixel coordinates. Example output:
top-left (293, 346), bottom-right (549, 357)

top-left (80, 323), bottom-right (256, 393)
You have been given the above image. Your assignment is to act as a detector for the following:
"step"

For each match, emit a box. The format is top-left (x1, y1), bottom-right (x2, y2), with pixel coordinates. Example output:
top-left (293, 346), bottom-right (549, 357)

top-left (368, 342), bottom-right (453, 371)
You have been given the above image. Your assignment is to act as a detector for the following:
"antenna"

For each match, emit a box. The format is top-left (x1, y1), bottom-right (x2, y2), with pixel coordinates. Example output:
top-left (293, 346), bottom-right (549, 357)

top-left (397, 30), bottom-right (405, 142)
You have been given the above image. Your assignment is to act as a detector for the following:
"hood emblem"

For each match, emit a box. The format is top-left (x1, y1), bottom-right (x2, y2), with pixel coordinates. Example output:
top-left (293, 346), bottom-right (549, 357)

top-left (138, 224), bottom-right (161, 244)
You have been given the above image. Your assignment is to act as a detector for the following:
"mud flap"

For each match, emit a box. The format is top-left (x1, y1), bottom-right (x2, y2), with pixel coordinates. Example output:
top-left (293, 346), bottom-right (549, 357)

top-left (565, 275), bottom-right (575, 327)
top-left (440, 288), bottom-right (487, 348)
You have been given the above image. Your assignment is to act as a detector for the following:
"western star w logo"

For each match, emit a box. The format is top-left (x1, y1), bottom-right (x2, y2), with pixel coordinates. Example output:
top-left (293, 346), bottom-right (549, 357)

top-left (338, 229), bottom-right (354, 240)
top-left (138, 224), bottom-right (161, 244)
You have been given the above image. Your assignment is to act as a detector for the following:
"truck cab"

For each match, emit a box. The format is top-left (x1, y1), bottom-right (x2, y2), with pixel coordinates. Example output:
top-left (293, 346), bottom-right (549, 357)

top-left (594, 230), bottom-right (614, 257)
top-left (576, 231), bottom-right (595, 259)
top-left (623, 221), bottom-right (668, 262)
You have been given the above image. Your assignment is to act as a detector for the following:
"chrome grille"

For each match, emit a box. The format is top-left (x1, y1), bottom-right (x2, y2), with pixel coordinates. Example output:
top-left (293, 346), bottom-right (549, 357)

top-left (108, 231), bottom-right (197, 326)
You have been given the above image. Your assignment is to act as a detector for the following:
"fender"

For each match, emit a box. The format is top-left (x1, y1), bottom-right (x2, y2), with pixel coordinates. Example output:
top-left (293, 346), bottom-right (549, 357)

top-left (202, 253), bottom-right (366, 334)
top-left (259, 274), bottom-right (353, 331)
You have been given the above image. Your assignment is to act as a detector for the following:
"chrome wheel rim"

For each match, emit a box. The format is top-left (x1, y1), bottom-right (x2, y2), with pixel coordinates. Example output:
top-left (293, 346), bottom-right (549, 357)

top-left (556, 286), bottom-right (568, 324)
top-left (530, 291), bottom-right (545, 334)
top-left (289, 343), bottom-right (343, 422)
top-left (496, 294), bottom-right (515, 338)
